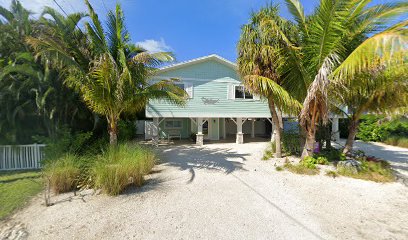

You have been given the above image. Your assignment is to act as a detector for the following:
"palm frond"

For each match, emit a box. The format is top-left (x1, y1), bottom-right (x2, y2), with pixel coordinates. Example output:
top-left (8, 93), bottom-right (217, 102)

top-left (285, 0), bottom-right (308, 36)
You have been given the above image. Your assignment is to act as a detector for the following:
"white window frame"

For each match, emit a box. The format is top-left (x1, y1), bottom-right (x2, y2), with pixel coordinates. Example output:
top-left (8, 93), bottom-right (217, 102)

top-left (175, 83), bottom-right (193, 99)
top-left (234, 85), bottom-right (254, 100)
top-left (164, 119), bottom-right (183, 129)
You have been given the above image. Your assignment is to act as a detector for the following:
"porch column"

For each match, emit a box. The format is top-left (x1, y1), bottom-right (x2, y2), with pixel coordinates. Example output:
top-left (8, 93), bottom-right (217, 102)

top-left (332, 117), bottom-right (340, 142)
top-left (251, 120), bottom-right (255, 138)
top-left (152, 117), bottom-right (159, 146)
top-left (223, 118), bottom-right (226, 139)
top-left (196, 117), bottom-right (204, 146)
top-left (236, 117), bottom-right (244, 144)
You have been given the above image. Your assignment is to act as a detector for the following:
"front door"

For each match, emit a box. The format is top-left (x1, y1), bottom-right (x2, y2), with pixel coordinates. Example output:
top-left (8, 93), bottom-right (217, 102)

top-left (208, 118), bottom-right (219, 140)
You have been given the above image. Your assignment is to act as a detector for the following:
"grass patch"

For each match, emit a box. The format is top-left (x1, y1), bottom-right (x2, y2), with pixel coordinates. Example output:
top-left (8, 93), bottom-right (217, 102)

top-left (262, 142), bottom-right (275, 160)
top-left (0, 170), bottom-right (43, 220)
top-left (337, 160), bottom-right (394, 182)
top-left (325, 170), bottom-right (339, 178)
top-left (284, 162), bottom-right (320, 175)
top-left (275, 166), bottom-right (283, 171)
top-left (92, 143), bottom-right (156, 195)
top-left (384, 136), bottom-right (408, 148)
top-left (43, 154), bottom-right (81, 194)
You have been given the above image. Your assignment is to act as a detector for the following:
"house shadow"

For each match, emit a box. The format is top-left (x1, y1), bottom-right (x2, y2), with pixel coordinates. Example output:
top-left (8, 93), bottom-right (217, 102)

top-left (157, 144), bottom-right (250, 183)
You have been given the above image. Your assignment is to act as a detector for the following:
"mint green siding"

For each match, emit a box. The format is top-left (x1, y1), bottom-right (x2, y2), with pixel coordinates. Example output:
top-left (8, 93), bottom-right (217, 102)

top-left (146, 59), bottom-right (271, 118)
top-left (158, 118), bottom-right (191, 139)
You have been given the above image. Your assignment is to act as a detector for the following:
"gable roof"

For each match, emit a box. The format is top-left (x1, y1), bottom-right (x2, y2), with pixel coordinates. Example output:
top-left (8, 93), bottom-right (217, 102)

top-left (158, 54), bottom-right (237, 73)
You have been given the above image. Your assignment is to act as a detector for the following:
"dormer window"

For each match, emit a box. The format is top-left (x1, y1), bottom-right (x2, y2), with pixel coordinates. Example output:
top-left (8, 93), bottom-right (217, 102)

top-left (234, 85), bottom-right (253, 99)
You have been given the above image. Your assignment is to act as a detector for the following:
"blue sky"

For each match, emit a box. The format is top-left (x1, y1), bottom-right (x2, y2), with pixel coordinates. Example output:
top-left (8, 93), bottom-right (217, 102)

top-left (1, 0), bottom-right (406, 63)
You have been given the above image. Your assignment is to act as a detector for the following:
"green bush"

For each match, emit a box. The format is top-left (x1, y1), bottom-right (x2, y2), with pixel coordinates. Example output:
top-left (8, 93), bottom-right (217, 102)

top-left (356, 115), bottom-right (386, 142)
top-left (282, 131), bottom-right (302, 156)
top-left (314, 148), bottom-right (346, 162)
top-left (118, 119), bottom-right (137, 142)
top-left (92, 143), bottom-right (156, 195)
top-left (43, 154), bottom-right (81, 194)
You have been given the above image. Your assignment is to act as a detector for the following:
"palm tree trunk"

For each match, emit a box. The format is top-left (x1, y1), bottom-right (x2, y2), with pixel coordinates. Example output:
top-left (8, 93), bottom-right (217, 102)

top-left (268, 99), bottom-right (282, 158)
top-left (301, 126), bottom-right (315, 158)
top-left (108, 116), bottom-right (118, 145)
top-left (343, 116), bottom-right (359, 154)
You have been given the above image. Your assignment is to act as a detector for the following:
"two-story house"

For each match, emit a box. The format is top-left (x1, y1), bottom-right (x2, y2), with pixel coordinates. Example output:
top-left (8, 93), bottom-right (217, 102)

top-left (146, 54), bottom-right (340, 145)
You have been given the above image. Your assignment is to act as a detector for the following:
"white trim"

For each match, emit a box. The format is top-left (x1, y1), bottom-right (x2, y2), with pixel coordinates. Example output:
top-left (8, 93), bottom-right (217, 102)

top-left (158, 54), bottom-right (236, 73)
top-left (151, 76), bottom-right (239, 83)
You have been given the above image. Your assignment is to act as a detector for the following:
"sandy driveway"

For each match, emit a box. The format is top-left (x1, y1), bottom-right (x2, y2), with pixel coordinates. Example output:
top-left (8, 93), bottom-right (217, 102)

top-left (1, 141), bottom-right (408, 240)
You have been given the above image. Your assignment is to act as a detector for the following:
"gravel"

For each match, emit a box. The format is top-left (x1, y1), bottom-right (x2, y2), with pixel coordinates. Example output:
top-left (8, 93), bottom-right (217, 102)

top-left (1, 140), bottom-right (407, 240)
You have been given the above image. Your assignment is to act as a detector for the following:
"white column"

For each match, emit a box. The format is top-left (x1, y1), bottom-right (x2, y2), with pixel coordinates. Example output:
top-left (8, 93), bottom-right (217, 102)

top-left (271, 121), bottom-right (276, 142)
top-left (236, 117), bottom-right (244, 144)
top-left (223, 118), bottom-right (226, 139)
top-left (251, 120), bottom-right (255, 138)
top-left (152, 117), bottom-right (159, 146)
top-left (196, 117), bottom-right (204, 146)
top-left (332, 117), bottom-right (340, 142)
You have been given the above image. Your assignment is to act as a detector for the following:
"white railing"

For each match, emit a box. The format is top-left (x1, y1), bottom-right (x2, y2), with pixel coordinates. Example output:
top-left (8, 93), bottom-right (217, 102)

top-left (0, 144), bottom-right (46, 170)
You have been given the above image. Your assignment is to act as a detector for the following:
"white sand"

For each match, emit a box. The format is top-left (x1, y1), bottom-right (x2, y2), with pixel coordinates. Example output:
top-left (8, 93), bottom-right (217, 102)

top-left (1, 140), bottom-right (408, 240)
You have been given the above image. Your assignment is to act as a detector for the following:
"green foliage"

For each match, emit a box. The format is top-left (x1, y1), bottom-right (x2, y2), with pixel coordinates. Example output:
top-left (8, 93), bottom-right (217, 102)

top-left (281, 130), bottom-right (302, 156)
top-left (275, 166), bottom-right (283, 171)
top-left (35, 128), bottom-right (93, 161)
top-left (118, 119), bottom-right (136, 142)
top-left (337, 160), bottom-right (394, 182)
top-left (314, 148), bottom-right (346, 162)
top-left (43, 154), bottom-right (81, 194)
top-left (357, 115), bottom-right (408, 143)
top-left (284, 162), bottom-right (320, 175)
top-left (91, 143), bottom-right (156, 195)
top-left (262, 141), bottom-right (276, 160)
top-left (300, 156), bottom-right (317, 169)
top-left (0, 170), bottom-right (43, 220)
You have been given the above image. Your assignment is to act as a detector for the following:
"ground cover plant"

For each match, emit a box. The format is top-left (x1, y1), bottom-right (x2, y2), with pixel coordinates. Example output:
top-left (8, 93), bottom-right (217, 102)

top-left (0, 170), bottom-right (43, 219)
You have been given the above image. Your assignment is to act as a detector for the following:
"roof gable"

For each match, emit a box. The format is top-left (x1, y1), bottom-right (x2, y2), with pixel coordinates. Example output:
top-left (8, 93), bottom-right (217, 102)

top-left (158, 54), bottom-right (237, 74)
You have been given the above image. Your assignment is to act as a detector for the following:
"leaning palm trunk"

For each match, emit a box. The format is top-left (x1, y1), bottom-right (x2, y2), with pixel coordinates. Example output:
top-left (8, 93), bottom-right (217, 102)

top-left (343, 116), bottom-right (360, 154)
top-left (268, 99), bottom-right (282, 158)
top-left (300, 56), bottom-right (336, 158)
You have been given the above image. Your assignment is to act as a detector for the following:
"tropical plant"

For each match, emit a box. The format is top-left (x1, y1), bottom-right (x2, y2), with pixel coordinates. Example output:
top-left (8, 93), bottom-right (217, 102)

top-left (28, 1), bottom-right (186, 145)
top-left (238, 5), bottom-right (302, 158)
top-left (243, 0), bottom-right (408, 158)
top-left (332, 65), bottom-right (408, 153)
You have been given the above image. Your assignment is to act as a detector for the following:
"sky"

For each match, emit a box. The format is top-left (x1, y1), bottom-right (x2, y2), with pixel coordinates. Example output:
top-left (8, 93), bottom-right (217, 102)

top-left (0, 0), bottom-right (406, 63)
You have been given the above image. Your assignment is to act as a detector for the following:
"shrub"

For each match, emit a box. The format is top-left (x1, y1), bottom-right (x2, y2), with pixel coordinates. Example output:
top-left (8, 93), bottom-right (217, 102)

top-left (356, 115), bottom-right (386, 142)
top-left (118, 119), bottom-right (137, 142)
top-left (43, 154), bottom-right (81, 194)
top-left (92, 143), bottom-right (156, 195)
top-left (314, 148), bottom-right (346, 162)
top-left (281, 131), bottom-right (302, 156)
top-left (300, 156), bottom-right (318, 169)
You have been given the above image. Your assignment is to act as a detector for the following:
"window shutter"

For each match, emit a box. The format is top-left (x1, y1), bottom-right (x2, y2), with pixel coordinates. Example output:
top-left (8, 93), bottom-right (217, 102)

top-left (253, 94), bottom-right (261, 100)
top-left (228, 83), bottom-right (235, 99)
top-left (185, 83), bottom-right (193, 98)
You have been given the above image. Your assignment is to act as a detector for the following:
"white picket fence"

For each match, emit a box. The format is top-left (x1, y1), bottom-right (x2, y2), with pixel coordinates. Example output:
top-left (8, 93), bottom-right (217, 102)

top-left (0, 144), bottom-right (46, 170)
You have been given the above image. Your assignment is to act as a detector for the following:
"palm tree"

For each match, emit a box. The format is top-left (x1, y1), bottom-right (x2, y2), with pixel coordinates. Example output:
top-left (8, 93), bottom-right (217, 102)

top-left (332, 64), bottom-right (408, 153)
top-left (28, 1), bottom-right (186, 145)
top-left (255, 0), bottom-right (408, 158)
top-left (238, 5), bottom-right (302, 158)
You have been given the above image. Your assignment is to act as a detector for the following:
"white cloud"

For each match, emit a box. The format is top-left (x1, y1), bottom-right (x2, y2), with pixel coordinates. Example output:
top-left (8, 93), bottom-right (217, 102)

top-left (136, 38), bottom-right (173, 53)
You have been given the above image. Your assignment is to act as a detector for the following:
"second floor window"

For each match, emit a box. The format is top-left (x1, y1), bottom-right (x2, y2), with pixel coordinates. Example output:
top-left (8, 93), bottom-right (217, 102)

top-left (234, 86), bottom-right (253, 99)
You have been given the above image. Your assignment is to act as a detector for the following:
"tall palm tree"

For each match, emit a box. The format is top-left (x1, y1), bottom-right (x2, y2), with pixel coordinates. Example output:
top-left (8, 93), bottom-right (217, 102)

top-left (238, 5), bottom-right (302, 158)
top-left (28, 1), bottom-right (186, 145)
top-left (332, 64), bottom-right (408, 153)
top-left (257, 0), bottom-right (408, 158)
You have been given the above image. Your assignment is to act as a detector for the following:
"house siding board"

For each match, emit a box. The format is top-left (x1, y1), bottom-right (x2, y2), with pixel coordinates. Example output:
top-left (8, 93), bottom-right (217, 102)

top-left (146, 59), bottom-right (271, 118)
